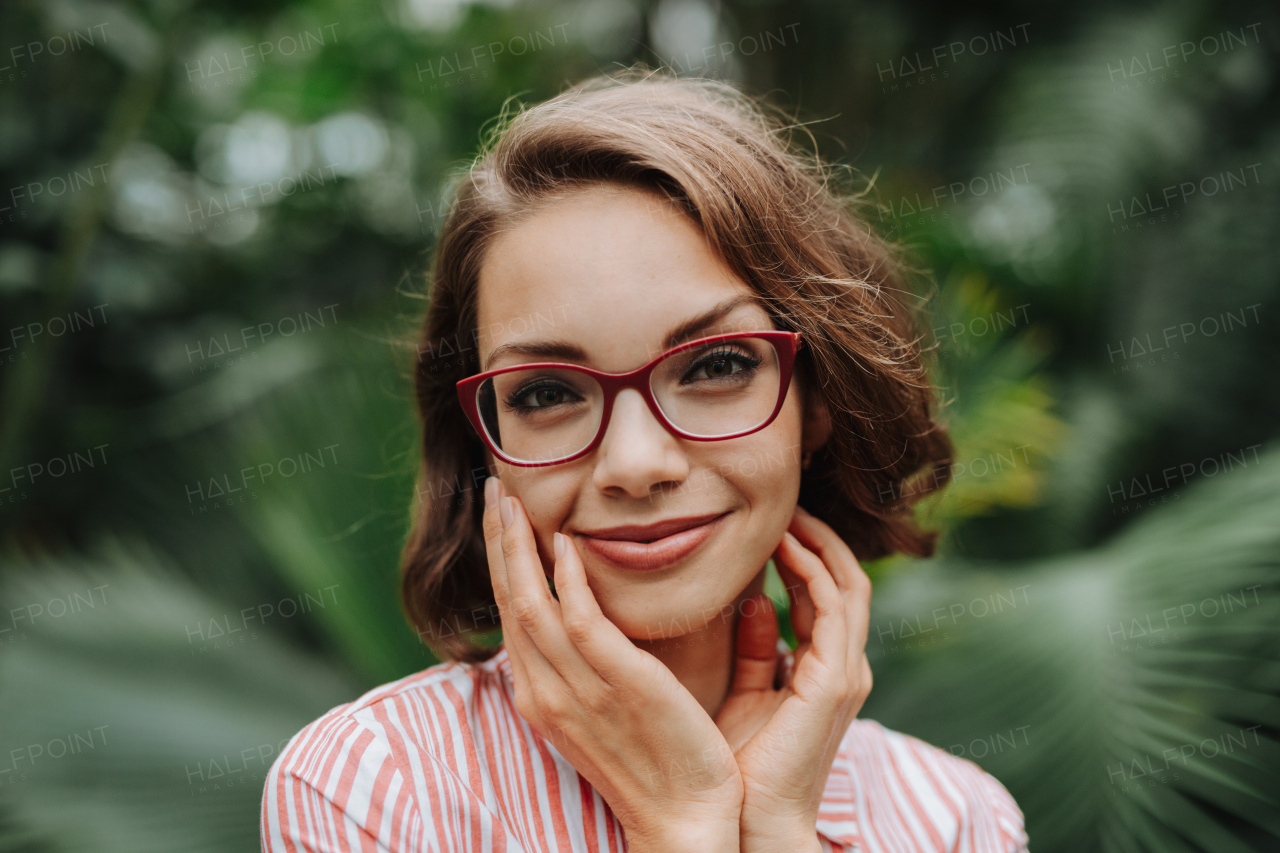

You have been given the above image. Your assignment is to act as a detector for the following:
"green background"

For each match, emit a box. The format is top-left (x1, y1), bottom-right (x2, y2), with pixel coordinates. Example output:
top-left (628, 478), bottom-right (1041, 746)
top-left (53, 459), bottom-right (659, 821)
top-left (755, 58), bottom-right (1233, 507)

top-left (0, 0), bottom-right (1278, 850)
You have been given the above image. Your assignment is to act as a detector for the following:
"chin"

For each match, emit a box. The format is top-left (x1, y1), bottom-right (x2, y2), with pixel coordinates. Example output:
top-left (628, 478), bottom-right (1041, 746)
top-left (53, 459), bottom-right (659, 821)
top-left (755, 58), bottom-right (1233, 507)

top-left (610, 609), bottom-right (723, 644)
top-left (589, 568), bottom-right (741, 644)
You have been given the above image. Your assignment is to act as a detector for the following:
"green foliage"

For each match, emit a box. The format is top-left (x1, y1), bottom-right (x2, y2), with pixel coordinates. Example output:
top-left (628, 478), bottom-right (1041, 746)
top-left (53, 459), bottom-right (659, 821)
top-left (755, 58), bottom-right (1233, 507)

top-left (0, 542), bottom-right (359, 852)
top-left (922, 268), bottom-right (1068, 528)
top-left (863, 448), bottom-right (1280, 852)
top-left (1, 0), bottom-right (1277, 850)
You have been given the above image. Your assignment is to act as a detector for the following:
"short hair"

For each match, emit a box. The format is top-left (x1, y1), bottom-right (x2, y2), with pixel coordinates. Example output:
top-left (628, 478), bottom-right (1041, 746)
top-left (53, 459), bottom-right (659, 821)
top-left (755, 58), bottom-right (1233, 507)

top-left (402, 68), bottom-right (952, 663)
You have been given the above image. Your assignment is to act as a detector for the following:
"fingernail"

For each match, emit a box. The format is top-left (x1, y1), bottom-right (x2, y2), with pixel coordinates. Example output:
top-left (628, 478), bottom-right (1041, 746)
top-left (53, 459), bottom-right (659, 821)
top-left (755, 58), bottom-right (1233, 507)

top-left (794, 505), bottom-right (810, 517)
top-left (500, 496), bottom-right (514, 530)
top-left (484, 477), bottom-right (499, 510)
top-left (554, 532), bottom-right (565, 559)
top-left (783, 531), bottom-right (798, 546)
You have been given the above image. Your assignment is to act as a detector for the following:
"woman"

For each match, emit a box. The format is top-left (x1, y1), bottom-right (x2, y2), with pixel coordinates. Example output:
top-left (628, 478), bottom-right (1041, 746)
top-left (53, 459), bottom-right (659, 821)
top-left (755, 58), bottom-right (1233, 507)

top-left (262, 70), bottom-right (1029, 852)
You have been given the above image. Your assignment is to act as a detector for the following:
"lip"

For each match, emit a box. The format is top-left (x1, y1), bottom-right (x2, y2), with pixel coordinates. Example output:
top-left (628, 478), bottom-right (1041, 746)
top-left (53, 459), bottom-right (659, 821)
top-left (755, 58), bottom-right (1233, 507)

top-left (576, 512), bottom-right (730, 571)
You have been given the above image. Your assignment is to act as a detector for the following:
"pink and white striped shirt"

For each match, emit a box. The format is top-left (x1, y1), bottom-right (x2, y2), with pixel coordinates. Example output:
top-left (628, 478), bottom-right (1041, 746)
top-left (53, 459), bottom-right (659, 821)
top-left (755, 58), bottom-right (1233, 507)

top-left (262, 646), bottom-right (1028, 852)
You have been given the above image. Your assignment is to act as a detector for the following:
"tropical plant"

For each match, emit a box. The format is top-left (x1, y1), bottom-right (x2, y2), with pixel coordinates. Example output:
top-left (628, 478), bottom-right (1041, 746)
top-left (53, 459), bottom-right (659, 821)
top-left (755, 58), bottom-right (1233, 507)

top-left (2, 0), bottom-right (1278, 850)
top-left (863, 447), bottom-right (1280, 852)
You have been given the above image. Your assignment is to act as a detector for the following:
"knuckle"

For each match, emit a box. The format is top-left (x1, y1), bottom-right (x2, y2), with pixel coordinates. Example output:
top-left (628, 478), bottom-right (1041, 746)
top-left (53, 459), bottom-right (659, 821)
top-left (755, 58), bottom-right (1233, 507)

top-left (562, 614), bottom-right (594, 645)
top-left (513, 688), bottom-right (537, 722)
top-left (535, 689), bottom-right (568, 723)
top-left (841, 666), bottom-right (859, 697)
top-left (858, 660), bottom-right (873, 700)
top-left (510, 595), bottom-right (538, 625)
top-left (489, 585), bottom-right (507, 609)
top-left (810, 543), bottom-right (831, 566)
top-left (540, 722), bottom-right (570, 747)
top-left (578, 686), bottom-right (606, 716)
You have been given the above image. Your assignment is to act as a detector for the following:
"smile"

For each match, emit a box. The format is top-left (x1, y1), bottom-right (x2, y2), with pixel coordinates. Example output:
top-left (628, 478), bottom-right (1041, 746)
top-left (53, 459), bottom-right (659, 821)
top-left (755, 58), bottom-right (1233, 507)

top-left (576, 512), bottom-right (730, 571)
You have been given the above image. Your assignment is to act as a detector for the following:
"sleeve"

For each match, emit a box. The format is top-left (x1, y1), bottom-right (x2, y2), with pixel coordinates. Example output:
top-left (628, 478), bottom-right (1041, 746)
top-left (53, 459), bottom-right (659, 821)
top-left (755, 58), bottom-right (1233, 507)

top-left (262, 710), bottom-right (526, 853)
top-left (262, 769), bottom-right (395, 853)
top-left (937, 749), bottom-right (1029, 853)
top-left (261, 716), bottom-right (420, 853)
top-left (815, 720), bottom-right (1030, 853)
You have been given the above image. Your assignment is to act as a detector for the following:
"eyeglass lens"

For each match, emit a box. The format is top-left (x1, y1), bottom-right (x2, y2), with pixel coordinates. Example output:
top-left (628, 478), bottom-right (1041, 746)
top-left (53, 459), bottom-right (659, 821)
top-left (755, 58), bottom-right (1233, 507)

top-left (475, 336), bottom-right (782, 463)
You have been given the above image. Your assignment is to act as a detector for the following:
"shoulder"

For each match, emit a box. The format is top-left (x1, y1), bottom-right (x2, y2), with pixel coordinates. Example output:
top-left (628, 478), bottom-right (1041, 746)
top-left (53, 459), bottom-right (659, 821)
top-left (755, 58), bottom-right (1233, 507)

top-left (262, 651), bottom-right (511, 852)
top-left (273, 653), bottom-right (487, 774)
top-left (817, 719), bottom-right (1028, 853)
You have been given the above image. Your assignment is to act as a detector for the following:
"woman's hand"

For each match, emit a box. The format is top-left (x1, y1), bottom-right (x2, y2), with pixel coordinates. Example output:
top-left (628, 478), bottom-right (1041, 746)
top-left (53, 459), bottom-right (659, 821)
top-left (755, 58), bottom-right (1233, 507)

top-left (482, 477), bottom-right (743, 853)
top-left (713, 506), bottom-right (874, 853)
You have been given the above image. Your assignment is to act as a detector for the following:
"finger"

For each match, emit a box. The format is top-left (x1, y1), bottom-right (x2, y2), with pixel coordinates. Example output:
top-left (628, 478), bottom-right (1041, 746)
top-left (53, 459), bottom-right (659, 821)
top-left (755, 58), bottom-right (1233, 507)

top-left (774, 642), bottom-right (795, 691)
top-left (500, 494), bottom-right (556, 609)
top-left (772, 550), bottom-right (814, 645)
top-left (790, 507), bottom-right (872, 653)
top-left (772, 552), bottom-right (817, 678)
top-left (481, 479), bottom-right (573, 701)
top-left (488, 573), bottom-right (560, 731)
top-left (790, 507), bottom-right (867, 598)
top-left (550, 532), bottom-right (642, 686)
top-left (774, 531), bottom-right (848, 676)
top-left (506, 631), bottom-right (573, 736)
top-left (503, 622), bottom-right (533, 700)
top-left (501, 494), bottom-right (607, 690)
top-left (726, 594), bottom-right (779, 695)
top-left (501, 631), bottom-right (577, 746)
top-left (483, 478), bottom-right (522, 618)
top-left (482, 480), bottom-right (562, 710)
top-left (482, 480), bottom-right (539, 657)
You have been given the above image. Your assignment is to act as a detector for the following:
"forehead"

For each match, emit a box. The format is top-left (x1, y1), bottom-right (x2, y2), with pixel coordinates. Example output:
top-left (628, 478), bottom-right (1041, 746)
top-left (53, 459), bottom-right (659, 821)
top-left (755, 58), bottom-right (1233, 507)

top-left (475, 185), bottom-right (770, 371)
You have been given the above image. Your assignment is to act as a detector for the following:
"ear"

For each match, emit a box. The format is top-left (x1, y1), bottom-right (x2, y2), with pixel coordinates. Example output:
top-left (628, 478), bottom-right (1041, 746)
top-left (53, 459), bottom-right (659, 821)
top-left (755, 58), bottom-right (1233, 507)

top-left (800, 377), bottom-right (832, 458)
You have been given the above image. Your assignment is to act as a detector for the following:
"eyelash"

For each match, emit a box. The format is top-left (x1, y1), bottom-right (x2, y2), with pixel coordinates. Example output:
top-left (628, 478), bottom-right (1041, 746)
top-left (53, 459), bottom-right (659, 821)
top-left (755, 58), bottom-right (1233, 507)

top-left (499, 344), bottom-right (765, 412)
top-left (682, 346), bottom-right (763, 382)
top-left (503, 379), bottom-right (578, 412)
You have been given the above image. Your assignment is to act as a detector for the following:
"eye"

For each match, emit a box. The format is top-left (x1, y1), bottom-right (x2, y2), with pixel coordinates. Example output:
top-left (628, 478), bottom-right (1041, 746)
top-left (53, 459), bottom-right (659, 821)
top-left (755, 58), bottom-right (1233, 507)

top-left (505, 380), bottom-right (580, 411)
top-left (699, 357), bottom-right (740, 379)
top-left (683, 348), bottom-right (763, 383)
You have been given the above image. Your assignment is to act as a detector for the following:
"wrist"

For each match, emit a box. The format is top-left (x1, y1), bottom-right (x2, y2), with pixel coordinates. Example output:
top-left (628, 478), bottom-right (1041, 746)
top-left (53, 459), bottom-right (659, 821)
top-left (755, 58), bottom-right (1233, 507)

top-left (740, 833), bottom-right (822, 853)
top-left (625, 818), bottom-right (739, 853)
top-left (739, 819), bottom-right (822, 853)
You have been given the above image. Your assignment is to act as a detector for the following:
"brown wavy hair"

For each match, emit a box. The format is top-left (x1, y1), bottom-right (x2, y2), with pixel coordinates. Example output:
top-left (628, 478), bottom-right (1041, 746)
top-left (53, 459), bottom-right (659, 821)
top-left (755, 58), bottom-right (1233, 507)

top-left (401, 68), bottom-right (953, 663)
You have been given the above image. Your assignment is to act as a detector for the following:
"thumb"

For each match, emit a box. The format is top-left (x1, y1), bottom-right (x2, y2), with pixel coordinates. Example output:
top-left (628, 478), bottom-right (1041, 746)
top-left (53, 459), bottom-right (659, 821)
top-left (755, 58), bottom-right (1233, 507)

top-left (728, 594), bottom-right (780, 694)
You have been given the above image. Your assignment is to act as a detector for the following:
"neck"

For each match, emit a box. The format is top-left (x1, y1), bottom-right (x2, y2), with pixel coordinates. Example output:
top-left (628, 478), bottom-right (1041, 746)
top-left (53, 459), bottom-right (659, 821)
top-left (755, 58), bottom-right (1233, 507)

top-left (632, 568), bottom-right (767, 719)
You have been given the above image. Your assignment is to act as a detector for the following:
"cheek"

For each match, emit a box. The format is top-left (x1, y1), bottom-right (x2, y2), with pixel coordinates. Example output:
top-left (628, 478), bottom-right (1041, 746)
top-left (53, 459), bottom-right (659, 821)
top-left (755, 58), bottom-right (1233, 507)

top-left (724, 441), bottom-right (800, 493)
top-left (499, 465), bottom-right (578, 563)
top-left (743, 395), bottom-right (806, 487)
top-left (734, 408), bottom-right (805, 528)
top-left (715, 428), bottom-right (803, 542)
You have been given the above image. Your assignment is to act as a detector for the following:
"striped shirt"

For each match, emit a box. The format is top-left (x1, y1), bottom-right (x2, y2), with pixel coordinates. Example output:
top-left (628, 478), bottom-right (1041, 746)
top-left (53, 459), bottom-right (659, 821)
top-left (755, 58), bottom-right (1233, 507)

top-left (262, 645), bottom-right (1028, 852)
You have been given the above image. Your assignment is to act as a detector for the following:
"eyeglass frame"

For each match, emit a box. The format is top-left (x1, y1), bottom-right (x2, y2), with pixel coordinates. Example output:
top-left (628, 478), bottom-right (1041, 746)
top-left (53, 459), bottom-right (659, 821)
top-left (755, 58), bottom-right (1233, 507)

top-left (455, 330), bottom-right (804, 468)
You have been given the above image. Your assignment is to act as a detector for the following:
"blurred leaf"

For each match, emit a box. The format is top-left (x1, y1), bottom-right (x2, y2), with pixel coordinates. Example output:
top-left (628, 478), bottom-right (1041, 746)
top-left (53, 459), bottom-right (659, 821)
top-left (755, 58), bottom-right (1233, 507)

top-left (0, 540), bottom-right (359, 852)
top-left (864, 446), bottom-right (1280, 852)
top-left (176, 327), bottom-right (433, 683)
top-left (909, 268), bottom-right (1069, 534)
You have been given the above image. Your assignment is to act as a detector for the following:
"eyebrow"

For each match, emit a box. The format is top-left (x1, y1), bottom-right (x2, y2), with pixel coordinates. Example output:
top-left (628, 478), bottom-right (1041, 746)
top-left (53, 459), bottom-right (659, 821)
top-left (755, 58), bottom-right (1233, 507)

top-left (483, 295), bottom-right (765, 370)
top-left (662, 295), bottom-right (764, 351)
top-left (484, 339), bottom-right (586, 369)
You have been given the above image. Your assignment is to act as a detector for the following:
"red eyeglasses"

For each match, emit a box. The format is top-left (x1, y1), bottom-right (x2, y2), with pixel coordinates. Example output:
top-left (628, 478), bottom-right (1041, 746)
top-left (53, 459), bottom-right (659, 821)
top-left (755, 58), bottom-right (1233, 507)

top-left (456, 331), bottom-right (803, 467)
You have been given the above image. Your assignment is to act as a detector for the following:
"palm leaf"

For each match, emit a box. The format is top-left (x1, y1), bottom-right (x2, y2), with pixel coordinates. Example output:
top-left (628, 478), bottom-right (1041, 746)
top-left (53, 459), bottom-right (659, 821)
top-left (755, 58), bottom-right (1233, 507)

top-left (862, 446), bottom-right (1280, 851)
top-left (0, 541), bottom-right (359, 852)
top-left (129, 322), bottom-right (434, 684)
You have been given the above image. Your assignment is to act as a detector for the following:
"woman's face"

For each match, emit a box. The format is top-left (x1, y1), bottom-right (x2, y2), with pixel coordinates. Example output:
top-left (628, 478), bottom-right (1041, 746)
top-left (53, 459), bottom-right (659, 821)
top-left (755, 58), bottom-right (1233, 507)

top-left (475, 185), bottom-right (824, 641)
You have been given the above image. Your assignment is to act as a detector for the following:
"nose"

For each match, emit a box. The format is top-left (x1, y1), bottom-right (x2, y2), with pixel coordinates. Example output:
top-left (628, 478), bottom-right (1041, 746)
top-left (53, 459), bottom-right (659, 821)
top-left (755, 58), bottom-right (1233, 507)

top-left (591, 387), bottom-right (688, 499)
